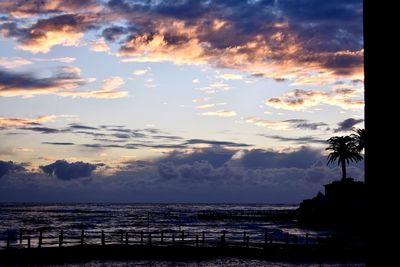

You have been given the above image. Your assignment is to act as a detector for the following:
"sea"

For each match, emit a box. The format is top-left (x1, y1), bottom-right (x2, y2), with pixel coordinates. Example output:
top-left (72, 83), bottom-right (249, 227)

top-left (0, 203), bottom-right (364, 266)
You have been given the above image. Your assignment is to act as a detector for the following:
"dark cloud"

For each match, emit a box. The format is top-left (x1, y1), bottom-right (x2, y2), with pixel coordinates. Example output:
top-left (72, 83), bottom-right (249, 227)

top-left (20, 126), bottom-right (59, 134)
top-left (102, 26), bottom-right (128, 41)
top-left (40, 160), bottom-right (99, 180)
top-left (81, 143), bottom-right (138, 149)
top-left (0, 160), bottom-right (25, 178)
top-left (0, 67), bottom-right (88, 96)
top-left (1, 146), bottom-right (364, 202)
top-left (0, 0), bottom-right (99, 16)
top-left (152, 135), bottom-right (183, 140)
top-left (42, 142), bottom-right (75, 146)
top-left (158, 147), bottom-right (236, 168)
top-left (0, 14), bottom-right (98, 53)
top-left (157, 162), bottom-right (180, 180)
top-left (75, 131), bottom-right (107, 137)
top-left (284, 119), bottom-right (329, 130)
top-left (111, 133), bottom-right (131, 139)
top-left (334, 118), bottom-right (364, 132)
top-left (106, 128), bottom-right (147, 138)
top-left (68, 123), bottom-right (99, 130)
top-left (239, 147), bottom-right (322, 169)
top-left (109, 0), bottom-right (362, 77)
top-left (185, 139), bottom-right (251, 147)
top-left (0, 0), bottom-right (363, 80)
top-left (262, 135), bottom-right (326, 144)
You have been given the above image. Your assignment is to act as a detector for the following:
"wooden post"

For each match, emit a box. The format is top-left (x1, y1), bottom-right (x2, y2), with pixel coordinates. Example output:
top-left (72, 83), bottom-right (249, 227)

top-left (38, 230), bottom-right (43, 248)
top-left (269, 233), bottom-right (273, 244)
top-left (264, 232), bottom-right (268, 248)
top-left (202, 231), bottom-right (205, 243)
top-left (305, 233), bottom-right (309, 245)
top-left (101, 230), bottom-right (105, 246)
top-left (196, 235), bottom-right (199, 247)
top-left (27, 236), bottom-right (31, 248)
top-left (120, 230), bottom-right (123, 244)
top-left (243, 232), bottom-right (246, 246)
top-left (6, 233), bottom-right (10, 249)
top-left (221, 230), bottom-right (226, 247)
top-left (19, 229), bottom-right (23, 244)
top-left (148, 232), bottom-right (152, 245)
top-left (161, 231), bottom-right (164, 244)
top-left (181, 230), bottom-right (184, 243)
top-left (59, 230), bottom-right (63, 247)
top-left (140, 231), bottom-right (144, 245)
top-left (246, 236), bottom-right (249, 248)
top-left (80, 230), bottom-right (84, 246)
top-left (125, 232), bottom-right (129, 246)
top-left (286, 233), bottom-right (289, 245)
top-left (172, 233), bottom-right (175, 245)
top-left (294, 235), bottom-right (298, 245)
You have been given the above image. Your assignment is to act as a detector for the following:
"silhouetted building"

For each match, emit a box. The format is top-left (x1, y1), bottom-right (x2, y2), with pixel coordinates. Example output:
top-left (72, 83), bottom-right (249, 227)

top-left (298, 178), bottom-right (367, 230)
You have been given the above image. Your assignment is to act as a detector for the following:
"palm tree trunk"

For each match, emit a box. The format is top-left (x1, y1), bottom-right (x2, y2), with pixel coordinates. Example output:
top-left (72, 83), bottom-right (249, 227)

top-left (341, 160), bottom-right (346, 180)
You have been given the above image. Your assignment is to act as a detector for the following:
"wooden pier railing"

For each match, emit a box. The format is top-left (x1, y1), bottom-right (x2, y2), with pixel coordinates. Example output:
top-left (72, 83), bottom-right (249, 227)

top-left (1, 229), bottom-right (330, 250)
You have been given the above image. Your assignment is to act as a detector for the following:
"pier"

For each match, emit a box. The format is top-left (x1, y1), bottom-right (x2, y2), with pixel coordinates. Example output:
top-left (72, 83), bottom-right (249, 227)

top-left (0, 228), bottom-right (366, 265)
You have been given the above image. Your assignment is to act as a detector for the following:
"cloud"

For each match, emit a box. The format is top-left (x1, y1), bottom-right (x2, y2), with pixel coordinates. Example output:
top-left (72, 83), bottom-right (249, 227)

top-left (0, 146), bottom-right (364, 202)
top-left (192, 97), bottom-right (210, 103)
top-left (334, 118), bottom-right (364, 132)
top-left (31, 57), bottom-right (76, 63)
top-left (238, 147), bottom-right (322, 169)
top-left (0, 14), bottom-right (96, 53)
top-left (0, 57), bottom-right (32, 69)
top-left (0, 115), bottom-right (56, 127)
top-left (132, 69), bottom-right (149, 76)
top-left (109, 0), bottom-right (363, 82)
top-left (260, 135), bottom-right (327, 145)
top-left (245, 117), bottom-right (328, 131)
top-left (284, 119), bottom-right (329, 130)
top-left (89, 38), bottom-right (110, 52)
top-left (0, 160), bottom-right (25, 178)
top-left (195, 102), bottom-right (226, 109)
top-left (192, 79), bottom-right (200, 83)
top-left (68, 123), bottom-right (98, 130)
top-left (219, 74), bottom-right (243, 80)
top-left (185, 139), bottom-right (251, 148)
top-left (40, 160), bottom-right (99, 180)
top-left (266, 88), bottom-right (364, 110)
top-left (201, 110), bottom-right (237, 117)
top-left (0, 0), bottom-right (101, 18)
top-left (102, 25), bottom-right (127, 42)
top-left (42, 142), bottom-right (75, 146)
top-left (0, 67), bottom-right (90, 97)
top-left (0, 0), bottom-right (363, 84)
top-left (0, 68), bottom-right (128, 98)
top-left (20, 126), bottom-right (59, 134)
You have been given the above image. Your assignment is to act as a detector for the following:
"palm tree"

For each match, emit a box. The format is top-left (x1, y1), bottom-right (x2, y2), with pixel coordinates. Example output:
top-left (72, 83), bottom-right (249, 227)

top-left (326, 135), bottom-right (363, 180)
top-left (350, 128), bottom-right (365, 152)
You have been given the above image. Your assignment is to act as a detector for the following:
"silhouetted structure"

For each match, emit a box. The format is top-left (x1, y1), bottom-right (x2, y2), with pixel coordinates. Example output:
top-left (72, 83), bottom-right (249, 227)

top-left (298, 178), bottom-right (367, 232)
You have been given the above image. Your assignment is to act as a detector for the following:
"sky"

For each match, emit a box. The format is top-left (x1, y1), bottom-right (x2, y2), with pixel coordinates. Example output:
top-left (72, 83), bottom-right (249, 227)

top-left (0, 0), bottom-right (364, 203)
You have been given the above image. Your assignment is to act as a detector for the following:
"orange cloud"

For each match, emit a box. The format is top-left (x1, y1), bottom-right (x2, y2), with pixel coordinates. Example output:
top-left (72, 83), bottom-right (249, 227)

top-left (201, 110), bottom-right (237, 117)
top-left (90, 38), bottom-right (110, 52)
top-left (0, 68), bottom-right (127, 99)
top-left (265, 87), bottom-right (364, 110)
top-left (57, 76), bottom-right (127, 99)
top-left (0, 57), bottom-right (32, 69)
top-left (0, 115), bottom-right (56, 127)
top-left (196, 103), bottom-right (227, 109)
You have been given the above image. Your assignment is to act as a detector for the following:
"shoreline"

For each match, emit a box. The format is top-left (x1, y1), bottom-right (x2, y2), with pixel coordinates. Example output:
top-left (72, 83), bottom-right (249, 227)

top-left (0, 244), bottom-right (366, 266)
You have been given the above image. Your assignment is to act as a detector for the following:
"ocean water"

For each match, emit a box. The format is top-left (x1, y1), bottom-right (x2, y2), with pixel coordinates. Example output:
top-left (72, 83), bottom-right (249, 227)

top-left (0, 203), bottom-right (331, 248)
top-left (0, 203), bottom-right (363, 266)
